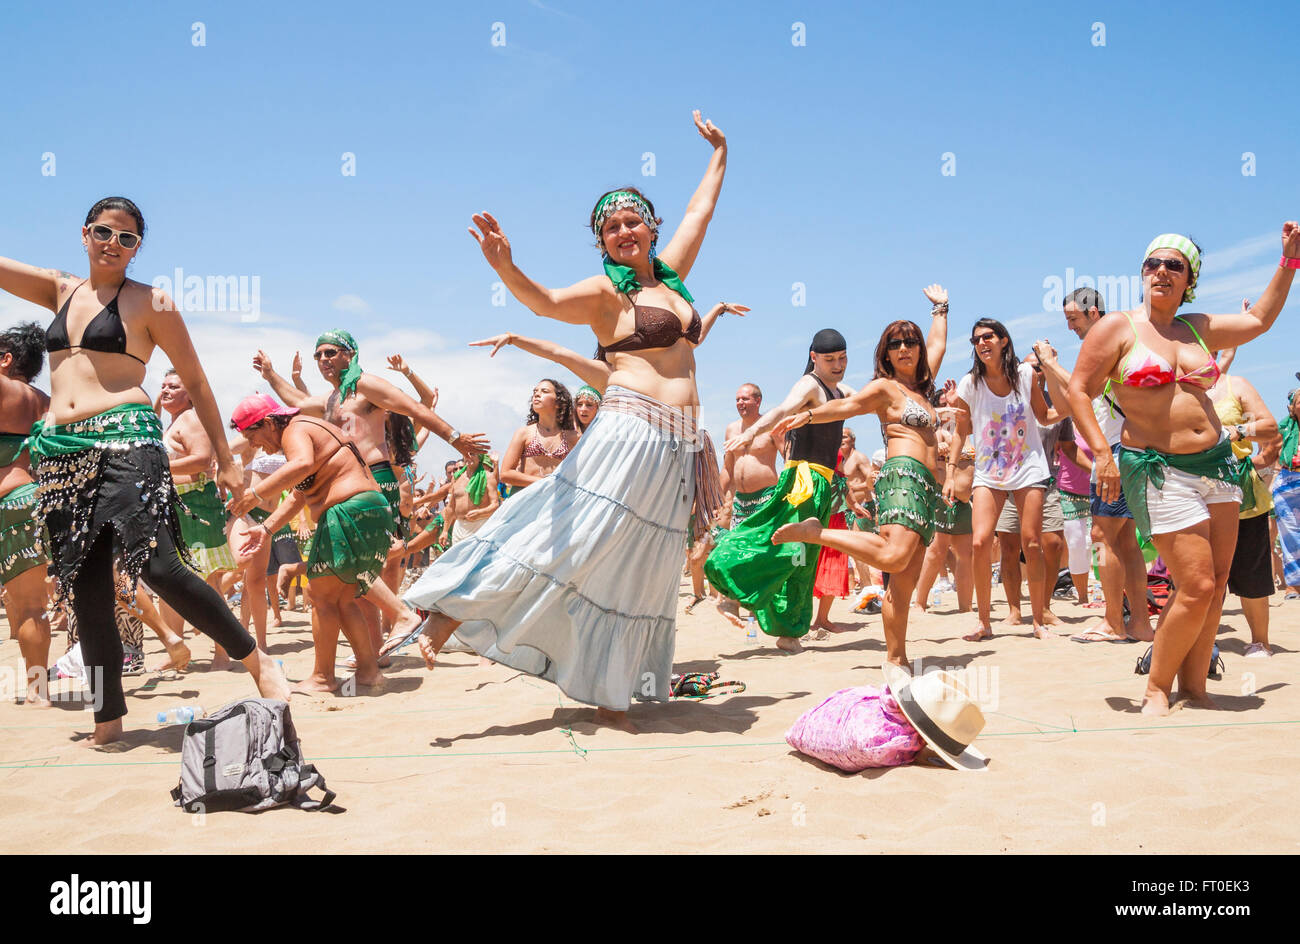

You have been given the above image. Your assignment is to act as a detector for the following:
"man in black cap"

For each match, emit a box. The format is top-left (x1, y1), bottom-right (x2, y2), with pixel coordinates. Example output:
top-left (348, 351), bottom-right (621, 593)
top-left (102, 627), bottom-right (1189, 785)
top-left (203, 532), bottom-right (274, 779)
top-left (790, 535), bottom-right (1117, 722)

top-left (705, 329), bottom-right (851, 652)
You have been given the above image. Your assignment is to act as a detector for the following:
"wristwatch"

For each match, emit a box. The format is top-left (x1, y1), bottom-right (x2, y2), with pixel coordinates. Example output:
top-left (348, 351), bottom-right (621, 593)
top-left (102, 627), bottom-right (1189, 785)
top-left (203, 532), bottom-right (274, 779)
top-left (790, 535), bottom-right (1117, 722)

top-left (448, 429), bottom-right (460, 444)
top-left (1235, 424), bottom-right (1247, 441)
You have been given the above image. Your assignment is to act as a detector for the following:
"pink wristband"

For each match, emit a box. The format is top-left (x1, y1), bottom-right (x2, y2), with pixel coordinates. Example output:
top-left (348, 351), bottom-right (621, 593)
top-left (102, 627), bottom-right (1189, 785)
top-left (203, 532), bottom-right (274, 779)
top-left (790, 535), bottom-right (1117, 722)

top-left (1282, 255), bottom-right (1300, 269)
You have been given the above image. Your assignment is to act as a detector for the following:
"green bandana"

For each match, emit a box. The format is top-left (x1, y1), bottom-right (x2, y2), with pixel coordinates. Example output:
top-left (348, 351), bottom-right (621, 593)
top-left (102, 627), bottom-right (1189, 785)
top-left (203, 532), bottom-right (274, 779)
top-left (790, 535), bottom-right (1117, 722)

top-left (1143, 234), bottom-right (1201, 303)
top-left (602, 255), bottom-right (694, 303)
top-left (454, 455), bottom-right (494, 505)
top-left (575, 384), bottom-right (603, 404)
top-left (1118, 439), bottom-right (1249, 540)
top-left (316, 329), bottom-right (362, 402)
top-left (1280, 412), bottom-right (1299, 471)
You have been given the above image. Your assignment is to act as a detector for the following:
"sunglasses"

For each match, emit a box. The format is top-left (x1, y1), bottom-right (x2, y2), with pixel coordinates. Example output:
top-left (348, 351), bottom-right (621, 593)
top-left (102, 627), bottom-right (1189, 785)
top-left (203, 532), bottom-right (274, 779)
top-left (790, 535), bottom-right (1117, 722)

top-left (971, 333), bottom-right (999, 345)
top-left (87, 223), bottom-right (141, 250)
top-left (886, 337), bottom-right (920, 351)
top-left (313, 348), bottom-right (343, 360)
top-left (1142, 257), bottom-right (1187, 274)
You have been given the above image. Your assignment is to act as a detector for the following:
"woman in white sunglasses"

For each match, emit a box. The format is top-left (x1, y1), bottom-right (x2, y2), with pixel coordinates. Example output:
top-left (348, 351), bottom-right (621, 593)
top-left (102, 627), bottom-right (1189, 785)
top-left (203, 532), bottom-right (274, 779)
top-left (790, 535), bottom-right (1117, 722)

top-left (0, 196), bottom-right (289, 746)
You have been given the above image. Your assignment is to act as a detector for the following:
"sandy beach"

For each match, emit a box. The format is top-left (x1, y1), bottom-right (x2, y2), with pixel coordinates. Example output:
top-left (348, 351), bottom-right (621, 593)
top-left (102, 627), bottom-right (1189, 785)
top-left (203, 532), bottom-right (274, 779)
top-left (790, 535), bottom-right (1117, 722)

top-left (2, 582), bottom-right (1297, 854)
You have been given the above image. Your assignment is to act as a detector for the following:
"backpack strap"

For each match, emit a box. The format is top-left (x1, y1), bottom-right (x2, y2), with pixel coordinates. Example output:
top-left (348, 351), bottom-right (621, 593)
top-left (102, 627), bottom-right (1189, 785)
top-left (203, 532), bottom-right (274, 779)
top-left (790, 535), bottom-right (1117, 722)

top-left (290, 764), bottom-right (338, 811)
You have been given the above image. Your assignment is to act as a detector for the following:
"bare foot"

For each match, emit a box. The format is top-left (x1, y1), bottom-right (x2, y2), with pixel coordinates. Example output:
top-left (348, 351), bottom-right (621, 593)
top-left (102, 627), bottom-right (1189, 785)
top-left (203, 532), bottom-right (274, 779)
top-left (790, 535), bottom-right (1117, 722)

top-left (963, 624), bottom-right (993, 642)
top-left (342, 654), bottom-right (392, 670)
top-left (272, 617), bottom-right (283, 628)
top-left (1125, 619), bottom-right (1156, 643)
top-left (771, 518), bottom-right (823, 546)
top-left (157, 638), bottom-right (192, 673)
top-left (88, 718), bottom-right (124, 746)
top-left (775, 636), bottom-right (804, 653)
top-left (716, 603), bottom-right (746, 629)
top-left (810, 619), bottom-right (855, 634)
top-left (352, 669), bottom-right (386, 690)
top-left (210, 654), bottom-right (233, 671)
top-left (292, 674), bottom-right (343, 694)
top-left (1040, 611), bottom-right (1063, 627)
top-left (593, 707), bottom-right (638, 733)
top-left (1140, 688), bottom-right (1172, 716)
top-left (1001, 613), bottom-right (1024, 627)
top-left (1178, 691), bottom-right (1218, 710)
top-left (247, 649), bottom-right (292, 701)
top-left (417, 634), bottom-right (439, 669)
top-left (1031, 624), bottom-right (1054, 639)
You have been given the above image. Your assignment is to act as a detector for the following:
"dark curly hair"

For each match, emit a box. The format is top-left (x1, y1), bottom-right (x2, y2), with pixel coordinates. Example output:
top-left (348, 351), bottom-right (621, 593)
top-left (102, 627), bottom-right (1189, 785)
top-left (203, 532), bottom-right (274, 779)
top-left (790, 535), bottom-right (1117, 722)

top-left (0, 321), bottom-right (47, 383)
top-left (85, 196), bottom-right (146, 245)
top-left (527, 379), bottom-right (576, 431)
top-left (386, 413), bottom-right (418, 467)
top-left (967, 318), bottom-right (1024, 400)
top-left (872, 320), bottom-right (935, 399)
top-left (589, 187), bottom-right (661, 252)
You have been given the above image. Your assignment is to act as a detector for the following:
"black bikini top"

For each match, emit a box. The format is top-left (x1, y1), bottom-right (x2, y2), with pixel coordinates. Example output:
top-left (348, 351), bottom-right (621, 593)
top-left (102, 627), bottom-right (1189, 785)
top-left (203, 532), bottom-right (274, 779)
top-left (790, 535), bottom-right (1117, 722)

top-left (293, 418), bottom-right (367, 492)
top-left (597, 304), bottom-right (701, 358)
top-left (46, 280), bottom-right (145, 365)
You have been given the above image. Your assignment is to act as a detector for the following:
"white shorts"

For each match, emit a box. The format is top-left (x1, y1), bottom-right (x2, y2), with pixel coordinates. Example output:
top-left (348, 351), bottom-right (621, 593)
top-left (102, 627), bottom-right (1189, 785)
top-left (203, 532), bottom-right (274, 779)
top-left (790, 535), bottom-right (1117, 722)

top-left (1142, 466), bottom-right (1242, 536)
top-left (451, 516), bottom-right (488, 544)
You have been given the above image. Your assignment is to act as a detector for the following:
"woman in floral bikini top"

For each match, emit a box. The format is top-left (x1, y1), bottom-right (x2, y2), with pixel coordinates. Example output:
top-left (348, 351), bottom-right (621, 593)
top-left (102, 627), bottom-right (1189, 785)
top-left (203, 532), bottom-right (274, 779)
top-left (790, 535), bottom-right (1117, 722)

top-left (499, 378), bottom-right (581, 495)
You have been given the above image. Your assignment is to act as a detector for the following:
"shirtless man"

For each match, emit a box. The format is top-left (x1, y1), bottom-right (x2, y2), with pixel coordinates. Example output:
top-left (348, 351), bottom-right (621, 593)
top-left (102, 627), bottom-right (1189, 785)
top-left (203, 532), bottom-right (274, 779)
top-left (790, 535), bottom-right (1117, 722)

top-left (160, 369), bottom-right (239, 667)
top-left (445, 453), bottom-right (501, 544)
top-left (254, 332), bottom-right (487, 655)
top-left (716, 383), bottom-right (784, 626)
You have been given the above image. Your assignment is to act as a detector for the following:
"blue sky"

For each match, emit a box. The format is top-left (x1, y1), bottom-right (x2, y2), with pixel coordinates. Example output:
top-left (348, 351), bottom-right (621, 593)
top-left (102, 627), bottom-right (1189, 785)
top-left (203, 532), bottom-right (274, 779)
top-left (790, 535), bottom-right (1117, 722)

top-left (2, 0), bottom-right (1297, 463)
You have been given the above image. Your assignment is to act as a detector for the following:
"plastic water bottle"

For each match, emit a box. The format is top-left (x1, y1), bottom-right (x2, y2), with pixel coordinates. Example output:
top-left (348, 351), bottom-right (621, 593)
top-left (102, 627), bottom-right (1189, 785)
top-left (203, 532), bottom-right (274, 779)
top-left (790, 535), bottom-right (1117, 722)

top-left (931, 586), bottom-right (943, 608)
top-left (157, 706), bottom-right (206, 725)
top-left (746, 617), bottom-right (757, 641)
top-left (1090, 583), bottom-right (1103, 605)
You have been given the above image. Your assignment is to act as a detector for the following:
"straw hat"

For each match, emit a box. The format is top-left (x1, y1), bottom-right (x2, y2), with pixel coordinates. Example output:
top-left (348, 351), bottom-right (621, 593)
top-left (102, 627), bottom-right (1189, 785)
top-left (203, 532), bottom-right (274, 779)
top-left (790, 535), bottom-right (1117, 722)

top-left (882, 662), bottom-right (989, 772)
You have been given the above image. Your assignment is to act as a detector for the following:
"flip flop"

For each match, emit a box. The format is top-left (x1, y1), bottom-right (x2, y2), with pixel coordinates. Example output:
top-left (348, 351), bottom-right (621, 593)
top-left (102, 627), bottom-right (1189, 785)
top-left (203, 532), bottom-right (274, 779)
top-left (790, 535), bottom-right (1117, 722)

top-left (380, 612), bottom-right (431, 657)
top-left (1070, 628), bottom-right (1134, 644)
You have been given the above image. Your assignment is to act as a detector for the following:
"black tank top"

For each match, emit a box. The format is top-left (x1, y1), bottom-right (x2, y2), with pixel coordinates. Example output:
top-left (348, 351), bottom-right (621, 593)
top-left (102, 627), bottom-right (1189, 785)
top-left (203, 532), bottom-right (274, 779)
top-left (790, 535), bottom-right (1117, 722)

top-left (785, 374), bottom-right (845, 469)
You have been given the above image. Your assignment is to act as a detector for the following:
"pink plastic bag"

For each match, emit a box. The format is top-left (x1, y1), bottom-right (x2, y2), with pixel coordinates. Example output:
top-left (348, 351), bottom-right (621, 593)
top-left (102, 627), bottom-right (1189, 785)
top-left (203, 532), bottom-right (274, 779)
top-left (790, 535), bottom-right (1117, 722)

top-left (785, 685), bottom-right (923, 772)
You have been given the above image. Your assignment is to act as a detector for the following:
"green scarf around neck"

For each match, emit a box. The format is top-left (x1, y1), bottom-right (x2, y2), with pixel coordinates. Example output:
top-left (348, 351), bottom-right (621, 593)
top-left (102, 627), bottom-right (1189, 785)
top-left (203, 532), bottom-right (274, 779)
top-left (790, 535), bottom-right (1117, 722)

top-left (454, 456), bottom-right (494, 505)
top-left (317, 329), bottom-right (362, 402)
top-left (602, 255), bottom-right (694, 303)
top-left (1280, 413), bottom-right (1299, 470)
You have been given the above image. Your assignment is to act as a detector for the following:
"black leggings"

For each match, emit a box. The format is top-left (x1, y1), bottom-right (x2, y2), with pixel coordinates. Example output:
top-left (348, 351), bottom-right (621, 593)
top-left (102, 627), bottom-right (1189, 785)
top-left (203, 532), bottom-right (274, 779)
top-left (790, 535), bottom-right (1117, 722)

top-left (74, 526), bottom-right (255, 723)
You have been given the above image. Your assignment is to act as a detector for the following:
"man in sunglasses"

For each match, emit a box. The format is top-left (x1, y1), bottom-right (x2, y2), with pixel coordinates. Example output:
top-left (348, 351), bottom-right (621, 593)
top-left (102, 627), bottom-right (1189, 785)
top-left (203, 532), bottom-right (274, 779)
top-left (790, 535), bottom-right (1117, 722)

top-left (1033, 287), bottom-right (1155, 643)
top-left (254, 331), bottom-right (488, 659)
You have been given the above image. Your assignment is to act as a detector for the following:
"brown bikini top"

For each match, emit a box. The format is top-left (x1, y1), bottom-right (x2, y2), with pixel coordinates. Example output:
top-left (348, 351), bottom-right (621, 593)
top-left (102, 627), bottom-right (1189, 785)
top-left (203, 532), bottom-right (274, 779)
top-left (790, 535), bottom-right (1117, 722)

top-left (597, 305), bottom-right (701, 358)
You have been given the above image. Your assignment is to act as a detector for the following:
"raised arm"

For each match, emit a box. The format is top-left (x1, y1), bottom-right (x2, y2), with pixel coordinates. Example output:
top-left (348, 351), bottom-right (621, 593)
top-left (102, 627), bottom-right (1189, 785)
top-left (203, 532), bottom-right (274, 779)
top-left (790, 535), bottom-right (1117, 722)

top-left (146, 292), bottom-right (241, 498)
top-left (774, 379), bottom-right (897, 436)
top-left (696, 302), bottom-right (748, 346)
top-left (386, 354), bottom-right (436, 407)
top-left (922, 284), bottom-right (949, 376)
top-left (1032, 339), bottom-right (1074, 418)
top-left (469, 333), bottom-right (612, 392)
top-left (1193, 221), bottom-right (1299, 350)
top-left (0, 256), bottom-right (63, 311)
top-left (655, 111), bottom-right (728, 281)
top-left (354, 372), bottom-right (488, 459)
top-left (469, 213), bottom-right (610, 326)
top-left (725, 375), bottom-right (822, 453)
top-left (290, 351), bottom-right (311, 394)
top-left (253, 350), bottom-right (324, 414)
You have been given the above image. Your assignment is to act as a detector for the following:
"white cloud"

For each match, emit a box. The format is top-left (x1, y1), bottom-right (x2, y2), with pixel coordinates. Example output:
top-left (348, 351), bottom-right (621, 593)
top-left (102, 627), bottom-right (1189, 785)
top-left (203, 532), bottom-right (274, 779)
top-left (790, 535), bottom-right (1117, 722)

top-left (332, 294), bottom-right (371, 314)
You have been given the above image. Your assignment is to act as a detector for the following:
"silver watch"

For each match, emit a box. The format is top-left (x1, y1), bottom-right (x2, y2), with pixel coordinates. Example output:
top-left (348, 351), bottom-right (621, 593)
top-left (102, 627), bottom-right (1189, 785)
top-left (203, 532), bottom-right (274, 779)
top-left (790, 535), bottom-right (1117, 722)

top-left (448, 428), bottom-right (460, 444)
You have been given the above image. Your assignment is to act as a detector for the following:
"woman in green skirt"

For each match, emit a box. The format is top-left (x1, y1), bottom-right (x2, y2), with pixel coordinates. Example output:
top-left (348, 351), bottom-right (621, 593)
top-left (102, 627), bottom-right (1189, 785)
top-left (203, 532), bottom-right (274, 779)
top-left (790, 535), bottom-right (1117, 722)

top-left (770, 289), bottom-right (952, 669)
top-left (229, 394), bottom-right (400, 693)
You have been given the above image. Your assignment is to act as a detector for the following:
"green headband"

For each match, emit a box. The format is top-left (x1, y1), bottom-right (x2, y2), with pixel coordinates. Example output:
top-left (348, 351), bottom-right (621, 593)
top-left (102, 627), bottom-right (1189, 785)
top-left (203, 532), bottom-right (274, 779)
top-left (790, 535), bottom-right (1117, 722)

top-left (316, 330), bottom-right (362, 401)
top-left (575, 384), bottom-right (603, 404)
top-left (592, 191), bottom-right (658, 244)
top-left (1144, 234), bottom-right (1201, 303)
